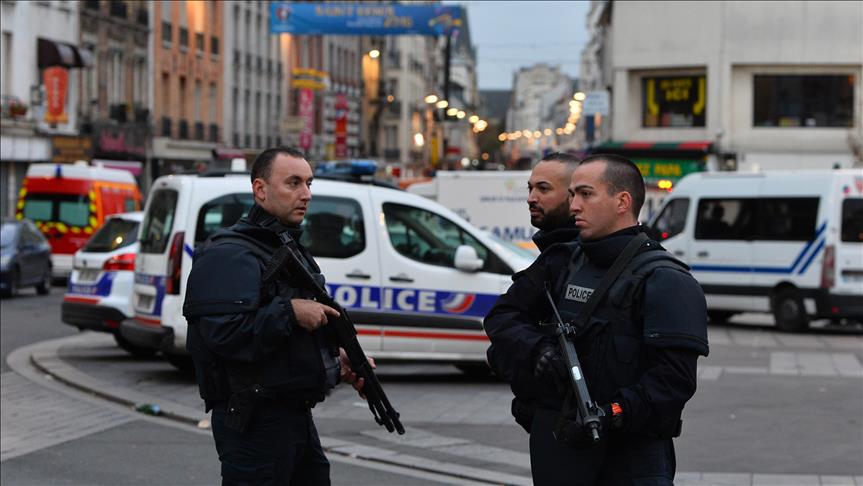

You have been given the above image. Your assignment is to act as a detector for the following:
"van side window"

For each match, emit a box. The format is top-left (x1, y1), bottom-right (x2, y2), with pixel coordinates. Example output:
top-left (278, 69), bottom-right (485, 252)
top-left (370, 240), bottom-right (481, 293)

top-left (841, 198), bottom-right (863, 242)
top-left (756, 198), bottom-right (819, 241)
top-left (124, 197), bottom-right (137, 212)
top-left (650, 198), bottom-right (689, 241)
top-left (195, 193), bottom-right (255, 245)
top-left (382, 203), bottom-right (511, 274)
top-left (695, 199), bottom-right (757, 240)
top-left (140, 189), bottom-right (178, 253)
top-left (300, 196), bottom-right (365, 259)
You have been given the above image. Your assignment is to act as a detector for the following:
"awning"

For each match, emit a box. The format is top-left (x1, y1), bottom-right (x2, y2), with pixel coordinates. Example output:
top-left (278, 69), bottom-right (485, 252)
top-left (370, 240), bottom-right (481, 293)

top-left (212, 147), bottom-right (246, 160)
top-left (591, 140), bottom-right (713, 158)
top-left (38, 38), bottom-right (94, 69)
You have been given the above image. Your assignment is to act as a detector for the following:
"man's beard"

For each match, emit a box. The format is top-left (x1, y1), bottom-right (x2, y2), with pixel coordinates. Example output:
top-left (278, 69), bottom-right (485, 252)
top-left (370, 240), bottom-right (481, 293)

top-left (532, 203), bottom-right (574, 232)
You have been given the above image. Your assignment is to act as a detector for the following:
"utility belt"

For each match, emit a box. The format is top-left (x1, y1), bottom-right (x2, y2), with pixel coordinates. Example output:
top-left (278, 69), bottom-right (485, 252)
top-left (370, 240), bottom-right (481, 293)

top-left (219, 385), bottom-right (323, 433)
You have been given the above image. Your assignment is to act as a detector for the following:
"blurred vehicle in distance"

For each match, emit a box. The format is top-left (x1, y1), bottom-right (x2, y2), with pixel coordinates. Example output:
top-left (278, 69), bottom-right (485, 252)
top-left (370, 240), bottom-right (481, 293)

top-left (61, 212), bottom-right (151, 356)
top-left (0, 218), bottom-right (52, 297)
top-left (17, 163), bottom-right (142, 279)
top-left (648, 169), bottom-right (863, 332)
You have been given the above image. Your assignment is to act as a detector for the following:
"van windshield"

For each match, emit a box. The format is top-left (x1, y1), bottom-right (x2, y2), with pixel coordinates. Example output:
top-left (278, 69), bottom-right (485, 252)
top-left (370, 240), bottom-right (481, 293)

top-left (22, 194), bottom-right (91, 227)
top-left (140, 189), bottom-right (178, 254)
top-left (83, 218), bottom-right (140, 252)
top-left (841, 198), bottom-right (863, 242)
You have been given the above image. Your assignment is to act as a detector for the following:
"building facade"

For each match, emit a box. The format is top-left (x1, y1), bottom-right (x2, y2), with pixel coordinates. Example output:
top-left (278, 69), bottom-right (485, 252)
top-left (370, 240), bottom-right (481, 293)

top-left (505, 64), bottom-right (574, 162)
top-left (150, 0), bottom-right (224, 177)
top-left (79, 0), bottom-right (150, 185)
top-left (593, 0), bottom-right (862, 173)
top-left (0, 0), bottom-right (89, 217)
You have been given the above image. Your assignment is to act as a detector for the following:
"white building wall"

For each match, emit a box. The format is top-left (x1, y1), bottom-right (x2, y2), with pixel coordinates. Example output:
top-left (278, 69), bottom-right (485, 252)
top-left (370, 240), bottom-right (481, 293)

top-left (609, 0), bottom-right (863, 171)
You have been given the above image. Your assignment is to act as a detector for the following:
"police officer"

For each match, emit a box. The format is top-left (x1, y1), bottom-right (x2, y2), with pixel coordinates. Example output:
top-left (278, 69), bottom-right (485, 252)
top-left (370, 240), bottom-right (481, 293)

top-left (183, 147), bottom-right (367, 485)
top-left (485, 154), bottom-right (709, 485)
top-left (528, 152), bottom-right (581, 251)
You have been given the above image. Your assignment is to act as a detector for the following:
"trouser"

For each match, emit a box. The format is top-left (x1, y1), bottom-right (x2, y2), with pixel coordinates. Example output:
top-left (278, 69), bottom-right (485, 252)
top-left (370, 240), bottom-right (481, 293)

top-left (211, 401), bottom-right (330, 486)
top-left (529, 408), bottom-right (675, 486)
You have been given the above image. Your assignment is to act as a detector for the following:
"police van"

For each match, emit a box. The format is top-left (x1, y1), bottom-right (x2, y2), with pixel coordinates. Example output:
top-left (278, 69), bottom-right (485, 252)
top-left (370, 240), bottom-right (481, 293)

top-left (647, 169), bottom-right (863, 331)
top-left (120, 164), bottom-right (535, 372)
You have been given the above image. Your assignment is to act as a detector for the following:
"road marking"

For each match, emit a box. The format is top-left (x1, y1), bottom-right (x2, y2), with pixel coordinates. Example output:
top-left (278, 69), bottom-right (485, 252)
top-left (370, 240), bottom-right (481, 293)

top-left (0, 372), bottom-right (133, 461)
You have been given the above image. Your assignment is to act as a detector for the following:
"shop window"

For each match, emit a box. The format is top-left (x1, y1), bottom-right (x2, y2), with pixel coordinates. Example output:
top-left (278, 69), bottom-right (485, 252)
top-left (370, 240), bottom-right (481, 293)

top-left (753, 75), bottom-right (855, 128)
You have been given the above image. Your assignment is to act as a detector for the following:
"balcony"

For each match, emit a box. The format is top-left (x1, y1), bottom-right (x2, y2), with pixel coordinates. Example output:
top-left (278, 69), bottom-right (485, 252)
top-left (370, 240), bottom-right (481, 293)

top-left (194, 121), bottom-right (204, 140)
top-left (209, 124), bottom-right (219, 142)
top-left (178, 119), bottom-right (189, 139)
top-left (161, 117), bottom-right (172, 137)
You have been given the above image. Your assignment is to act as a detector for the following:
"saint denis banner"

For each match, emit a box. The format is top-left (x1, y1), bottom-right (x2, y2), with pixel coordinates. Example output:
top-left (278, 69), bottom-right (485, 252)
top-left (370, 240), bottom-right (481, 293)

top-left (270, 3), bottom-right (461, 36)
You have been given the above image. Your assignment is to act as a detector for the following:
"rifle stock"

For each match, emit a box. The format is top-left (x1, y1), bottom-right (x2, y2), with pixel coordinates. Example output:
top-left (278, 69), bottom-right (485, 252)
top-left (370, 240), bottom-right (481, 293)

top-left (272, 245), bottom-right (405, 435)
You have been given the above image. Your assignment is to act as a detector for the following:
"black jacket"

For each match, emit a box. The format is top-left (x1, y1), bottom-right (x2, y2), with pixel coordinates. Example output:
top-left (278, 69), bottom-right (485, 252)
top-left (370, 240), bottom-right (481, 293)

top-left (531, 226), bottom-right (580, 252)
top-left (485, 226), bottom-right (708, 438)
top-left (183, 205), bottom-right (338, 408)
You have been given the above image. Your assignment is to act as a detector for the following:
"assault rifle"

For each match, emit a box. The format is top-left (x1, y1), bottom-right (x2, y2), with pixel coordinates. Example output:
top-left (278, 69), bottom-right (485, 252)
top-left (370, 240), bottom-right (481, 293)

top-left (544, 283), bottom-right (603, 443)
top-left (263, 240), bottom-right (405, 435)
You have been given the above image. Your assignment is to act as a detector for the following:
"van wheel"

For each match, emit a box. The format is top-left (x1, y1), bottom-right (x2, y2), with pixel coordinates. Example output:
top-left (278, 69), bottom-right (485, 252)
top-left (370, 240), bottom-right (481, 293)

top-left (165, 353), bottom-right (195, 376)
top-left (113, 334), bottom-right (157, 357)
top-left (36, 267), bottom-right (51, 295)
top-left (708, 311), bottom-right (735, 323)
top-left (772, 289), bottom-right (809, 332)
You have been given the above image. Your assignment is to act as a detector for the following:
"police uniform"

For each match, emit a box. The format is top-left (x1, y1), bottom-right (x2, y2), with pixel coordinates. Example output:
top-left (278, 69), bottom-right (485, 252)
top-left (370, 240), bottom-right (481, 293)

top-left (183, 204), bottom-right (340, 486)
top-left (485, 226), bottom-right (709, 486)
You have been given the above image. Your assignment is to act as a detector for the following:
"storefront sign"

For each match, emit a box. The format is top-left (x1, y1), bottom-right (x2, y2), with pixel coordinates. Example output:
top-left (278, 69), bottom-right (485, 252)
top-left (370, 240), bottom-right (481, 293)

top-left (334, 94), bottom-right (348, 158)
top-left (94, 123), bottom-right (147, 158)
top-left (43, 67), bottom-right (69, 124)
top-left (51, 136), bottom-right (92, 164)
top-left (632, 158), bottom-right (703, 181)
top-left (298, 88), bottom-right (315, 152)
top-left (642, 75), bottom-right (706, 128)
top-left (271, 3), bottom-right (461, 36)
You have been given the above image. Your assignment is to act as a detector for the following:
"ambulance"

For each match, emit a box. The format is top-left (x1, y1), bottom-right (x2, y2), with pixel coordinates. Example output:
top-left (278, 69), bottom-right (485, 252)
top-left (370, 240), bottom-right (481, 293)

top-left (17, 163), bottom-right (142, 278)
top-left (120, 165), bottom-right (535, 373)
top-left (647, 169), bottom-right (863, 331)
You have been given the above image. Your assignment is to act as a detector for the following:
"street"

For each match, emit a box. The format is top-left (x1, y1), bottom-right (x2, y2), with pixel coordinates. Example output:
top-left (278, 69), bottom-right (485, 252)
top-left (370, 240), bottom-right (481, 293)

top-left (2, 288), bottom-right (862, 485)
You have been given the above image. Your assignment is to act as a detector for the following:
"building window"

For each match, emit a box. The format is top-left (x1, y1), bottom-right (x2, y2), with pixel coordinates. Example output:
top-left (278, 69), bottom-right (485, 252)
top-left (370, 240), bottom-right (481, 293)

top-left (161, 72), bottom-right (170, 118)
top-left (642, 74), bottom-right (706, 128)
top-left (195, 33), bottom-right (204, 53)
top-left (209, 82), bottom-right (217, 124)
top-left (161, 21), bottom-right (172, 44)
top-left (211, 36), bottom-right (219, 56)
top-left (753, 75), bottom-right (855, 128)
top-left (179, 27), bottom-right (189, 48)
top-left (194, 80), bottom-right (201, 122)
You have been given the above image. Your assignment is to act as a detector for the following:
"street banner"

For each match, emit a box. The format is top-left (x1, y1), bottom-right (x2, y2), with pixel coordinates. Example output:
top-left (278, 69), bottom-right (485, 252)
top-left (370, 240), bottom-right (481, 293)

top-left (270, 3), bottom-right (461, 36)
top-left (335, 94), bottom-right (348, 158)
top-left (298, 88), bottom-right (315, 152)
top-left (43, 66), bottom-right (69, 124)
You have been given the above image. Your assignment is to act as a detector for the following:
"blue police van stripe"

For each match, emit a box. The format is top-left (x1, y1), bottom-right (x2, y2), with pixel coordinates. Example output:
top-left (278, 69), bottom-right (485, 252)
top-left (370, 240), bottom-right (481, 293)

top-left (67, 272), bottom-right (115, 298)
top-left (691, 221), bottom-right (826, 275)
top-left (134, 273), bottom-right (167, 317)
top-left (184, 243), bottom-right (194, 258)
top-left (324, 283), bottom-right (499, 319)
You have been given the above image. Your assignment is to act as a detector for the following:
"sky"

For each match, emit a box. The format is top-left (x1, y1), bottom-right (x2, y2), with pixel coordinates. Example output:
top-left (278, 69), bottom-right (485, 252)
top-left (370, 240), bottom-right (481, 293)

top-left (452, 1), bottom-right (591, 91)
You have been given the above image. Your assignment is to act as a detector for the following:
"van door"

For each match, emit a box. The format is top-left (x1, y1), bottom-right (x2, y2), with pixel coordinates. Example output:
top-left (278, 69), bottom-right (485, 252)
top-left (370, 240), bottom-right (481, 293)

top-left (134, 188), bottom-right (182, 322)
top-left (690, 197), bottom-right (758, 309)
top-left (370, 193), bottom-right (505, 359)
top-left (836, 196), bottom-right (863, 296)
top-left (303, 191), bottom-right (382, 353)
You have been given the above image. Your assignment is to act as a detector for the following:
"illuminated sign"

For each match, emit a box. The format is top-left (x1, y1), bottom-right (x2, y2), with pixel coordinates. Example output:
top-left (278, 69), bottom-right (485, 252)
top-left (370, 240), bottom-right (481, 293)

top-left (642, 75), bottom-right (706, 128)
top-left (270, 3), bottom-right (462, 36)
top-left (632, 158), bottom-right (703, 182)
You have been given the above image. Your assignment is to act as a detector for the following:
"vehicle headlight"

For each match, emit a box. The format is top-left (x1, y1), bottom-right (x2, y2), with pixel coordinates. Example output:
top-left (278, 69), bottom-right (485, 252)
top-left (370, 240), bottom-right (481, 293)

top-left (0, 254), bottom-right (10, 267)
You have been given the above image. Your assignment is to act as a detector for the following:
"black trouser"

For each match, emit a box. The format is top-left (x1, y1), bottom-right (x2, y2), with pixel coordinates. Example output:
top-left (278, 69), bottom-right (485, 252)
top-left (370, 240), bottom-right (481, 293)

top-left (529, 408), bottom-right (675, 486)
top-left (211, 401), bottom-right (330, 486)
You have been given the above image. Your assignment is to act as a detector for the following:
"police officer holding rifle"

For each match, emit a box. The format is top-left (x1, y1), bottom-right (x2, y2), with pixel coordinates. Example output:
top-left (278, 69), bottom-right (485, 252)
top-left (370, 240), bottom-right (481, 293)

top-left (485, 154), bottom-right (709, 485)
top-left (183, 147), bottom-right (401, 486)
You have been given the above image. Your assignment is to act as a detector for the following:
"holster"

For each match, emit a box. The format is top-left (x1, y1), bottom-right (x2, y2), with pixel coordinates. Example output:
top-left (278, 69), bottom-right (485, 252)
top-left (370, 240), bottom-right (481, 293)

top-left (223, 385), bottom-right (266, 434)
top-left (511, 396), bottom-right (536, 433)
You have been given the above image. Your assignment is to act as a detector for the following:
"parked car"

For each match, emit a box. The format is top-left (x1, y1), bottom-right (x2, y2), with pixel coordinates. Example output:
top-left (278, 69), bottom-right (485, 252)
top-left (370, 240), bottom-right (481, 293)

top-left (120, 163), bottom-right (534, 373)
top-left (0, 218), bottom-right (52, 297)
top-left (61, 212), bottom-right (151, 356)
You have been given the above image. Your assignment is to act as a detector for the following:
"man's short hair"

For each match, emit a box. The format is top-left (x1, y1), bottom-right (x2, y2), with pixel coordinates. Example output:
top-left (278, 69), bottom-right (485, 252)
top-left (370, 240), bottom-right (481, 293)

top-left (250, 146), bottom-right (308, 183)
top-left (579, 153), bottom-right (646, 218)
top-left (539, 151), bottom-right (580, 166)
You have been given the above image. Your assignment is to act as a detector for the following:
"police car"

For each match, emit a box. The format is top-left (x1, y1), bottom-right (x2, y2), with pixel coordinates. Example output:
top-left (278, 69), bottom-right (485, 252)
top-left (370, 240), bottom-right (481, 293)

top-left (61, 212), bottom-right (153, 356)
top-left (120, 162), bottom-right (536, 373)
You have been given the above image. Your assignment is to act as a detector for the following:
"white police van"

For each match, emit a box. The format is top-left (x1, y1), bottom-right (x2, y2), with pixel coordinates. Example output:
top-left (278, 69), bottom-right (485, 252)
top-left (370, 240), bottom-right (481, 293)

top-left (648, 169), bottom-right (863, 331)
top-left (120, 164), bottom-right (535, 372)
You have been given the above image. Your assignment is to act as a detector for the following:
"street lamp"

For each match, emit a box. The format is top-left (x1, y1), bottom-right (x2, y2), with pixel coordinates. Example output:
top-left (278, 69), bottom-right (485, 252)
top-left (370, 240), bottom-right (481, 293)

top-left (436, 99), bottom-right (448, 109)
top-left (573, 91), bottom-right (586, 101)
top-left (424, 94), bottom-right (438, 104)
top-left (456, 110), bottom-right (465, 119)
top-left (446, 107), bottom-right (458, 116)
top-left (468, 115), bottom-right (479, 124)
top-left (368, 49), bottom-right (381, 59)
